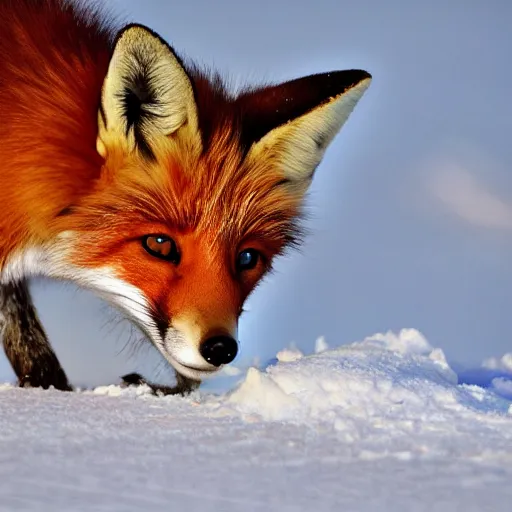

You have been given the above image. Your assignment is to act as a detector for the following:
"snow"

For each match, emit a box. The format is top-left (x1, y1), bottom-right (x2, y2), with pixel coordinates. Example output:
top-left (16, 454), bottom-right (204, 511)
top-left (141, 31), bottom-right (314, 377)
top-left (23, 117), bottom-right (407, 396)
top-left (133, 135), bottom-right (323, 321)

top-left (1, 329), bottom-right (511, 511)
top-left (482, 353), bottom-right (512, 372)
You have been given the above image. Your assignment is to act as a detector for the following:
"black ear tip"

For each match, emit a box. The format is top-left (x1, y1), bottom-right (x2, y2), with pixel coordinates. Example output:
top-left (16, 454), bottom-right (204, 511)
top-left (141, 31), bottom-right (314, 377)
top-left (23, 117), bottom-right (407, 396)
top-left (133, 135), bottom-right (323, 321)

top-left (330, 69), bottom-right (372, 85)
top-left (329, 69), bottom-right (373, 96)
top-left (358, 69), bottom-right (372, 81)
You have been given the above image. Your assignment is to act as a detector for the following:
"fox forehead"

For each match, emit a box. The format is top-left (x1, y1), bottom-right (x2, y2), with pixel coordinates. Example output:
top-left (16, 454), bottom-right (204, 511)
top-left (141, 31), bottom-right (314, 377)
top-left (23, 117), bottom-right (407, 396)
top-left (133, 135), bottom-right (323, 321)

top-left (66, 26), bottom-right (371, 267)
top-left (83, 128), bottom-right (304, 254)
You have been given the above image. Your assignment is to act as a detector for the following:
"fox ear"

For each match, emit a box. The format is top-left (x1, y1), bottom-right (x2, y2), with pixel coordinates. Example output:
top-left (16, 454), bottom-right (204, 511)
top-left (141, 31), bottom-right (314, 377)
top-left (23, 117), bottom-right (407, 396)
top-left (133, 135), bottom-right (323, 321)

top-left (240, 70), bottom-right (371, 192)
top-left (97, 24), bottom-right (200, 159)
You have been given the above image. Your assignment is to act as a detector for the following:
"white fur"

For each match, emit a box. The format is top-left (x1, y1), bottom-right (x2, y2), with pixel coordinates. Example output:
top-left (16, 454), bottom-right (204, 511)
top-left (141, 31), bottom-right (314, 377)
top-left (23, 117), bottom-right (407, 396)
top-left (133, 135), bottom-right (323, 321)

top-left (1, 245), bottom-right (224, 380)
top-left (64, 266), bottom-right (162, 344)
top-left (1, 248), bottom-right (160, 342)
top-left (165, 316), bottom-right (239, 380)
top-left (43, 263), bottom-right (220, 378)
top-left (161, 330), bottom-right (218, 380)
top-left (246, 76), bottom-right (372, 190)
top-left (70, 268), bottom-right (230, 380)
top-left (98, 25), bottom-right (200, 154)
top-left (1, 246), bottom-right (55, 285)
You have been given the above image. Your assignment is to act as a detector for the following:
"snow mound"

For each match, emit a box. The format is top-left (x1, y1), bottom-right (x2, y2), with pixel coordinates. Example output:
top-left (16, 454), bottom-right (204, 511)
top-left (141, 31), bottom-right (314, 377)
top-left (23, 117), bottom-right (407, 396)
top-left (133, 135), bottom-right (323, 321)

top-left (483, 352), bottom-right (512, 372)
top-left (0, 328), bottom-right (511, 510)
top-left (203, 329), bottom-right (512, 452)
top-left (458, 351), bottom-right (512, 401)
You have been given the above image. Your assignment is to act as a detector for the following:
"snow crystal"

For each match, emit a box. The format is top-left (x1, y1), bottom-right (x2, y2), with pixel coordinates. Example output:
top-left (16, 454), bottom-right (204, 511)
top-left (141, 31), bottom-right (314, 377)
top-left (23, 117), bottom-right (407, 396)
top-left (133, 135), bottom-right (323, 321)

top-left (220, 364), bottom-right (243, 377)
top-left (314, 335), bottom-right (329, 353)
top-left (275, 345), bottom-right (304, 362)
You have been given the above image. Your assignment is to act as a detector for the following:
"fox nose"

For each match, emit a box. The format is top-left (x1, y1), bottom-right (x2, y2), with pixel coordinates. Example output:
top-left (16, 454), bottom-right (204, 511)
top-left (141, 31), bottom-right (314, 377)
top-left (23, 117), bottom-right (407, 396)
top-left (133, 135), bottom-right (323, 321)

top-left (200, 335), bottom-right (238, 367)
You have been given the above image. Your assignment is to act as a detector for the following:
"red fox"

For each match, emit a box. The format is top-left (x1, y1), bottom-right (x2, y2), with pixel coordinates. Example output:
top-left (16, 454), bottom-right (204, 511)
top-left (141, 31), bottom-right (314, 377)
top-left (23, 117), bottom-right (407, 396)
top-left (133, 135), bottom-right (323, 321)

top-left (0, 0), bottom-right (371, 394)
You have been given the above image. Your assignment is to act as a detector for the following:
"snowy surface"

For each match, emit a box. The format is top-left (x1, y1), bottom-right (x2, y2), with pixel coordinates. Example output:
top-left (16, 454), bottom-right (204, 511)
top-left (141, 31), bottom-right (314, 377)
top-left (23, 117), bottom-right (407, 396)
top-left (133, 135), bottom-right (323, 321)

top-left (1, 329), bottom-right (511, 511)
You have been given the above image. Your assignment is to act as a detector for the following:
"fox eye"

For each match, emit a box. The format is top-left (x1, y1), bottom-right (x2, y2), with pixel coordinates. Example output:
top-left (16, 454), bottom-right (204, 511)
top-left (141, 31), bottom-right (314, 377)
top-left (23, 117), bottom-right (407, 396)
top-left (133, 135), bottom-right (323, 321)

top-left (236, 249), bottom-right (260, 272)
top-left (142, 235), bottom-right (180, 264)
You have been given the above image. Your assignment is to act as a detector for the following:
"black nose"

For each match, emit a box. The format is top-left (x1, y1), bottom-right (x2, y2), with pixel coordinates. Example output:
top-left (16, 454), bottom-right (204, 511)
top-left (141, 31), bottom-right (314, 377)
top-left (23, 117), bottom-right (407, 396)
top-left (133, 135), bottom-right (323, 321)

top-left (200, 335), bottom-right (238, 367)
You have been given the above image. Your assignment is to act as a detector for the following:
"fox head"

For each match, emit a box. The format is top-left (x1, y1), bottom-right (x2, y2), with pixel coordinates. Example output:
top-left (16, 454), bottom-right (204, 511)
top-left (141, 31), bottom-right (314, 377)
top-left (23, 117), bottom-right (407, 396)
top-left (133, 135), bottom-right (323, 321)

top-left (55, 24), bottom-right (371, 381)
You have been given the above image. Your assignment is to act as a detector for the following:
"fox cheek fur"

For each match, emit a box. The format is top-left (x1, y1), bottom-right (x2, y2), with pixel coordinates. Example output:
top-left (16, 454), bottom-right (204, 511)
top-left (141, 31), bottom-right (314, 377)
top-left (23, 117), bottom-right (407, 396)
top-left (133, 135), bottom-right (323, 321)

top-left (0, 0), bottom-right (371, 390)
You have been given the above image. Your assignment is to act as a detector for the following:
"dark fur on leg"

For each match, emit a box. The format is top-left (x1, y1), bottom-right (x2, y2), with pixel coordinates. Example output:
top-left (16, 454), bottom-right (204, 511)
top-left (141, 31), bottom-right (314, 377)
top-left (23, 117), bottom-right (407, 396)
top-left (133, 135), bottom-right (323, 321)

top-left (121, 371), bottom-right (200, 396)
top-left (0, 280), bottom-right (72, 391)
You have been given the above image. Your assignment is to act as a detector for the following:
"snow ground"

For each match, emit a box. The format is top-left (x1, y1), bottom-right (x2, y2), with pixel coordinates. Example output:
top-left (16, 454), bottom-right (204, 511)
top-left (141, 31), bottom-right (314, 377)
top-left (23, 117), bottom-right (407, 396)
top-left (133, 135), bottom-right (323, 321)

top-left (1, 329), bottom-right (511, 512)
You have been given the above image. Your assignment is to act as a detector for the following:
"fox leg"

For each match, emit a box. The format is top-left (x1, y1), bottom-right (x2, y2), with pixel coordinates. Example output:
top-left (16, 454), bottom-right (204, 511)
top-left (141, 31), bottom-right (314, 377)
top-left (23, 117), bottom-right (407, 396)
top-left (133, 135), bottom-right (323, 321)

top-left (121, 371), bottom-right (200, 396)
top-left (0, 279), bottom-right (72, 391)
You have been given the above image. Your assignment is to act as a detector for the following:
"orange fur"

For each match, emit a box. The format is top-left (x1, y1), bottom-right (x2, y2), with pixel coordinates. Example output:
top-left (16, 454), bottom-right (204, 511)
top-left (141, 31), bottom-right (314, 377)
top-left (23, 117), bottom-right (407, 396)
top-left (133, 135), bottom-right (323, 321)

top-left (0, 0), bottom-right (302, 360)
top-left (0, 0), bottom-right (114, 264)
top-left (0, 0), bottom-right (370, 381)
top-left (58, 121), bottom-right (301, 341)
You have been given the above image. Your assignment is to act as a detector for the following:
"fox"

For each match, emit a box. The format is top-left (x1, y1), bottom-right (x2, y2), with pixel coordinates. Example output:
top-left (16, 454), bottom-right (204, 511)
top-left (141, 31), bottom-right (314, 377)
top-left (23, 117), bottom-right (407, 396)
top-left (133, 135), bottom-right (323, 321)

top-left (0, 0), bottom-right (371, 395)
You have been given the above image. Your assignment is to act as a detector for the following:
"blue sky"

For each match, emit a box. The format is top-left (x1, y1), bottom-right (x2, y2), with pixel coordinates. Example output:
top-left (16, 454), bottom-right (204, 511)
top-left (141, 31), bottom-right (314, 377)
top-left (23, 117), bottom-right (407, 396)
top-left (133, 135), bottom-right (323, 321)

top-left (1, 0), bottom-right (511, 386)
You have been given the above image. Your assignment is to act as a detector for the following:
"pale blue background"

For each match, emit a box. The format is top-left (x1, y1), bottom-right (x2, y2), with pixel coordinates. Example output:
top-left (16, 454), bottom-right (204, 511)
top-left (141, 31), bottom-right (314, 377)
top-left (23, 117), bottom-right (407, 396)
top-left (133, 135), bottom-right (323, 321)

top-left (1, 0), bottom-right (511, 387)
